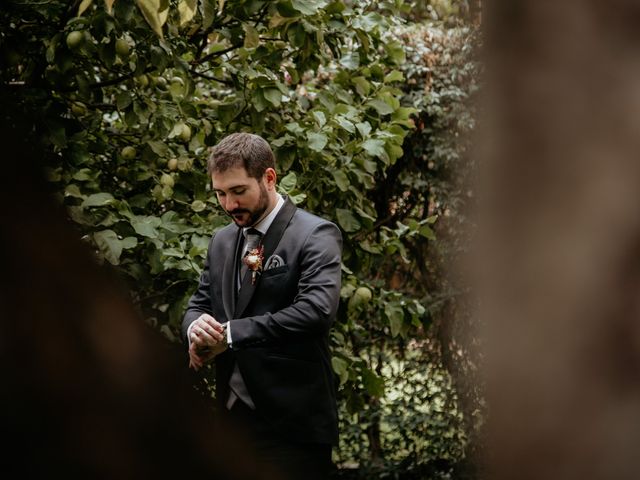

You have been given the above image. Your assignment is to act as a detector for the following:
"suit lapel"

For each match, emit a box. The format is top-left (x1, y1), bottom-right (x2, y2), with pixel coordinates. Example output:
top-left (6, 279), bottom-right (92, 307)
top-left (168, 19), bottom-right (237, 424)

top-left (222, 227), bottom-right (243, 321)
top-left (233, 197), bottom-right (297, 318)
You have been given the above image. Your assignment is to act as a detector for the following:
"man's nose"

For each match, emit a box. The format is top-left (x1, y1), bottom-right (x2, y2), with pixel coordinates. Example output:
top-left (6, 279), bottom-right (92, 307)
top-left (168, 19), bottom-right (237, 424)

top-left (226, 195), bottom-right (239, 210)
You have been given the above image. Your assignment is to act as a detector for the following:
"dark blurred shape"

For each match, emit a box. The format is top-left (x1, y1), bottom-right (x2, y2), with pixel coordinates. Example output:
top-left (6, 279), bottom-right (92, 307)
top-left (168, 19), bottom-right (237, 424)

top-left (0, 88), bottom-right (281, 479)
top-left (479, 1), bottom-right (640, 479)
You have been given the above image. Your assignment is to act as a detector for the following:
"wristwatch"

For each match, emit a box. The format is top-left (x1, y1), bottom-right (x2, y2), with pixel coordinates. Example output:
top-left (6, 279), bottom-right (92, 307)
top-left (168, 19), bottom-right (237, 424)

top-left (221, 322), bottom-right (230, 349)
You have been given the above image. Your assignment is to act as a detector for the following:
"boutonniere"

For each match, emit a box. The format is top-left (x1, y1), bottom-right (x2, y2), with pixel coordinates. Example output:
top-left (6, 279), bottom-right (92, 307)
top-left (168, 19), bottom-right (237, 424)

top-left (243, 245), bottom-right (264, 285)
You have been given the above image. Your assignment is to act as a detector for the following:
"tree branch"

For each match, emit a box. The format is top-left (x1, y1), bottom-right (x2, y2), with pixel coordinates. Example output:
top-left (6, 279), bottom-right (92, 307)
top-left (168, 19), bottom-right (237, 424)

top-left (192, 43), bottom-right (242, 66)
top-left (189, 69), bottom-right (233, 86)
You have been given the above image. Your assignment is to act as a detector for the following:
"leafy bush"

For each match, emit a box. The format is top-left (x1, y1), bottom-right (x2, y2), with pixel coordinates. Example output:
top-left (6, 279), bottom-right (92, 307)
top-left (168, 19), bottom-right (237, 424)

top-left (1, 1), bottom-right (479, 477)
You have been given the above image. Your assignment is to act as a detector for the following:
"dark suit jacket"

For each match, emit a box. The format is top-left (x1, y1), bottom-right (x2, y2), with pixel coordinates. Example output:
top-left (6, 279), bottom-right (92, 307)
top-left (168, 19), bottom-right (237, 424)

top-left (182, 197), bottom-right (342, 445)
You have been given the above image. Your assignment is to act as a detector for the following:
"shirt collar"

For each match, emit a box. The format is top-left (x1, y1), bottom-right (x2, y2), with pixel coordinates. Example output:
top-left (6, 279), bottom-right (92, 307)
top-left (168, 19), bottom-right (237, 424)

top-left (243, 194), bottom-right (285, 237)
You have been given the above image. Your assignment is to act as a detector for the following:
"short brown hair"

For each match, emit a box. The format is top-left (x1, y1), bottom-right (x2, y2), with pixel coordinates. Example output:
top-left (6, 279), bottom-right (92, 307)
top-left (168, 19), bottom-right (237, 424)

top-left (207, 133), bottom-right (275, 179)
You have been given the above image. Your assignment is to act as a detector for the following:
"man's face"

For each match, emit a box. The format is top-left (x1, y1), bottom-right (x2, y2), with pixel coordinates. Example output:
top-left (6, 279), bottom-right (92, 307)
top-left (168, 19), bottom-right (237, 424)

top-left (211, 167), bottom-right (270, 227)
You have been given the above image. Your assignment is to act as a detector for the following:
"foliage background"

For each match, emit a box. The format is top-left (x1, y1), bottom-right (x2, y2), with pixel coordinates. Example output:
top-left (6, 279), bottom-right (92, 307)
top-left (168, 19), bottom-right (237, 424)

top-left (1, 0), bottom-right (480, 477)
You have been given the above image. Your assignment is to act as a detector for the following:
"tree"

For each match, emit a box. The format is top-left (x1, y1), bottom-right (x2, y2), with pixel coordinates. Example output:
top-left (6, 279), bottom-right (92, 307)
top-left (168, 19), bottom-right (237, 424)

top-left (1, 0), bottom-right (478, 476)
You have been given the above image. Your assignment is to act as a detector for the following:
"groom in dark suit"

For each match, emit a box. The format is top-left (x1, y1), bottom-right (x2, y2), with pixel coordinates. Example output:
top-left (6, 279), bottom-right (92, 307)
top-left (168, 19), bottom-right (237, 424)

top-left (182, 133), bottom-right (342, 479)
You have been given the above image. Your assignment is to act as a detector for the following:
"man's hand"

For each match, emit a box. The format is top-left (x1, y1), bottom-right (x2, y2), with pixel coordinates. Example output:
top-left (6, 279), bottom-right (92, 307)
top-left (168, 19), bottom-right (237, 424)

top-left (188, 313), bottom-right (227, 370)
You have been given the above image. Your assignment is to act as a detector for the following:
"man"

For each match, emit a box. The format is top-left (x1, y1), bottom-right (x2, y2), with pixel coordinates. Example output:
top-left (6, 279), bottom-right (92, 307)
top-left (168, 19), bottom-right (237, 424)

top-left (182, 133), bottom-right (342, 479)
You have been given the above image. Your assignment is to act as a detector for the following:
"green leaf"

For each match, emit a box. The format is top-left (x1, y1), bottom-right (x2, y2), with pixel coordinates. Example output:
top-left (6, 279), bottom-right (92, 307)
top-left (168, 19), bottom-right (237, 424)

top-left (392, 106), bottom-right (417, 121)
top-left (280, 171), bottom-right (297, 192)
top-left (64, 184), bottom-right (84, 199)
top-left (336, 208), bottom-right (361, 232)
top-left (307, 132), bottom-right (328, 152)
top-left (116, 91), bottom-right (132, 110)
top-left (72, 168), bottom-right (96, 181)
top-left (243, 24), bottom-right (259, 48)
top-left (104, 0), bottom-right (116, 14)
top-left (252, 89), bottom-right (268, 112)
top-left (385, 40), bottom-right (406, 65)
top-left (78, 0), bottom-right (94, 16)
top-left (362, 368), bottom-right (384, 398)
top-left (384, 70), bottom-right (404, 83)
top-left (336, 116), bottom-right (355, 133)
top-left (419, 225), bottom-right (436, 240)
top-left (135, 0), bottom-right (169, 38)
top-left (352, 11), bottom-right (384, 32)
top-left (200, 0), bottom-right (215, 29)
top-left (148, 139), bottom-right (169, 156)
top-left (331, 356), bottom-right (349, 386)
top-left (285, 122), bottom-right (304, 135)
top-left (162, 247), bottom-right (184, 258)
top-left (263, 88), bottom-right (282, 107)
top-left (385, 304), bottom-right (404, 338)
top-left (332, 170), bottom-right (349, 192)
top-left (356, 122), bottom-right (372, 137)
top-left (312, 111), bottom-right (326, 127)
top-left (352, 76), bottom-right (371, 96)
top-left (367, 99), bottom-right (394, 115)
top-left (131, 215), bottom-right (161, 238)
top-left (289, 193), bottom-right (307, 204)
top-left (291, 0), bottom-right (327, 15)
top-left (339, 51), bottom-right (360, 70)
top-left (93, 230), bottom-right (122, 265)
top-left (82, 193), bottom-right (115, 207)
top-left (360, 240), bottom-right (382, 254)
top-left (363, 158), bottom-right (377, 174)
top-left (121, 237), bottom-right (138, 249)
top-left (178, 0), bottom-right (197, 25)
top-left (269, 12), bottom-right (292, 27)
top-left (362, 139), bottom-right (385, 158)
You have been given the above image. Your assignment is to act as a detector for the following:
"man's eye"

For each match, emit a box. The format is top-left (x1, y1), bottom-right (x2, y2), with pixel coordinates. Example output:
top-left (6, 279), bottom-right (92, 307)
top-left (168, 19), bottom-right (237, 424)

top-left (233, 190), bottom-right (246, 195)
top-left (217, 192), bottom-right (226, 197)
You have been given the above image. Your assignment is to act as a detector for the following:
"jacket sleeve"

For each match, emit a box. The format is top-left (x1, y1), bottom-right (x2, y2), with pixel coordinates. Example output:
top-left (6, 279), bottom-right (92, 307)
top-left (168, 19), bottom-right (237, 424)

top-left (229, 221), bottom-right (342, 349)
top-left (181, 235), bottom-right (215, 344)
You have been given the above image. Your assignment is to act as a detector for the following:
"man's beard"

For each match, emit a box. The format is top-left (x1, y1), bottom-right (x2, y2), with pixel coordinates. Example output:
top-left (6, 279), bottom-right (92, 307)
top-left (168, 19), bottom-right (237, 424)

top-left (228, 182), bottom-right (269, 227)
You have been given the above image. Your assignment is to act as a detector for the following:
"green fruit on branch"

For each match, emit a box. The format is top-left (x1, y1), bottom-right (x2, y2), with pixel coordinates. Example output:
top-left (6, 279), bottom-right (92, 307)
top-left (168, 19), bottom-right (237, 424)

top-left (70, 102), bottom-right (87, 116)
top-left (349, 286), bottom-right (373, 309)
top-left (66, 31), bottom-right (85, 50)
top-left (153, 76), bottom-right (168, 91)
top-left (160, 173), bottom-right (175, 187)
top-left (135, 74), bottom-right (149, 88)
top-left (115, 38), bottom-right (130, 58)
top-left (179, 123), bottom-right (191, 142)
top-left (167, 158), bottom-right (178, 171)
top-left (354, 286), bottom-right (372, 302)
top-left (121, 146), bottom-right (137, 160)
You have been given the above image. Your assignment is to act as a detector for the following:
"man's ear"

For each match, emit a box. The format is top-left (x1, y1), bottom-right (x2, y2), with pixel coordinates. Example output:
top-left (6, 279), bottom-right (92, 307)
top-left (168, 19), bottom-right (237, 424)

top-left (264, 167), bottom-right (277, 190)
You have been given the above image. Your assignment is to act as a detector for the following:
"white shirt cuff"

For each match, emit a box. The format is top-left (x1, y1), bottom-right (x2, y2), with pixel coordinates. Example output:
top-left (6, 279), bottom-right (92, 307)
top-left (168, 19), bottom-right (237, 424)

top-left (187, 321), bottom-right (196, 347)
top-left (226, 322), bottom-right (232, 348)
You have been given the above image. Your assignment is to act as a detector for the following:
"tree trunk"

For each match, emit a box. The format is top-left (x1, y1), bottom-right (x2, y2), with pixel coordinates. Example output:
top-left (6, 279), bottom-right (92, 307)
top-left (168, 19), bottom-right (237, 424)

top-left (482, 1), bottom-right (640, 480)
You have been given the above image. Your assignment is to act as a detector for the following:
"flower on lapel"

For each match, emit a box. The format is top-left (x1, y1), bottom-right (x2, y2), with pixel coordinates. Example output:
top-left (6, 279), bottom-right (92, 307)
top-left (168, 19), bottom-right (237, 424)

top-left (243, 245), bottom-right (264, 285)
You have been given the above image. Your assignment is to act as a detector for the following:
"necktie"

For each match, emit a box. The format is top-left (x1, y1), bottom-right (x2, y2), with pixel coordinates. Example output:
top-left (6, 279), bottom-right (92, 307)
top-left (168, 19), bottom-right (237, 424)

top-left (239, 228), bottom-right (262, 288)
top-left (228, 228), bottom-right (262, 411)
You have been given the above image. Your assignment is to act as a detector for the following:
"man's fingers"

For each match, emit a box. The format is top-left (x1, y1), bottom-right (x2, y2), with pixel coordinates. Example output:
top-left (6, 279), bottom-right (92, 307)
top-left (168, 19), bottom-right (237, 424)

top-left (188, 314), bottom-right (226, 369)
top-left (188, 346), bottom-right (204, 370)
top-left (197, 314), bottom-right (224, 333)
top-left (194, 323), bottom-right (223, 343)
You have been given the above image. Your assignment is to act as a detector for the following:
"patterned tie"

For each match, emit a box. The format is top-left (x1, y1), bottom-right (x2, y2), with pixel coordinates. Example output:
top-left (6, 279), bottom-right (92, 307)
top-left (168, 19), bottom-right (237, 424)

top-left (228, 228), bottom-right (262, 410)
top-left (239, 228), bottom-right (262, 288)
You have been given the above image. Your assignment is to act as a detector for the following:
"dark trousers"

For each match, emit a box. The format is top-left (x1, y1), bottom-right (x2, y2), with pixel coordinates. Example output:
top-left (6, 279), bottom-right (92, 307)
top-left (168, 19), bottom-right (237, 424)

top-left (225, 401), bottom-right (333, 480)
